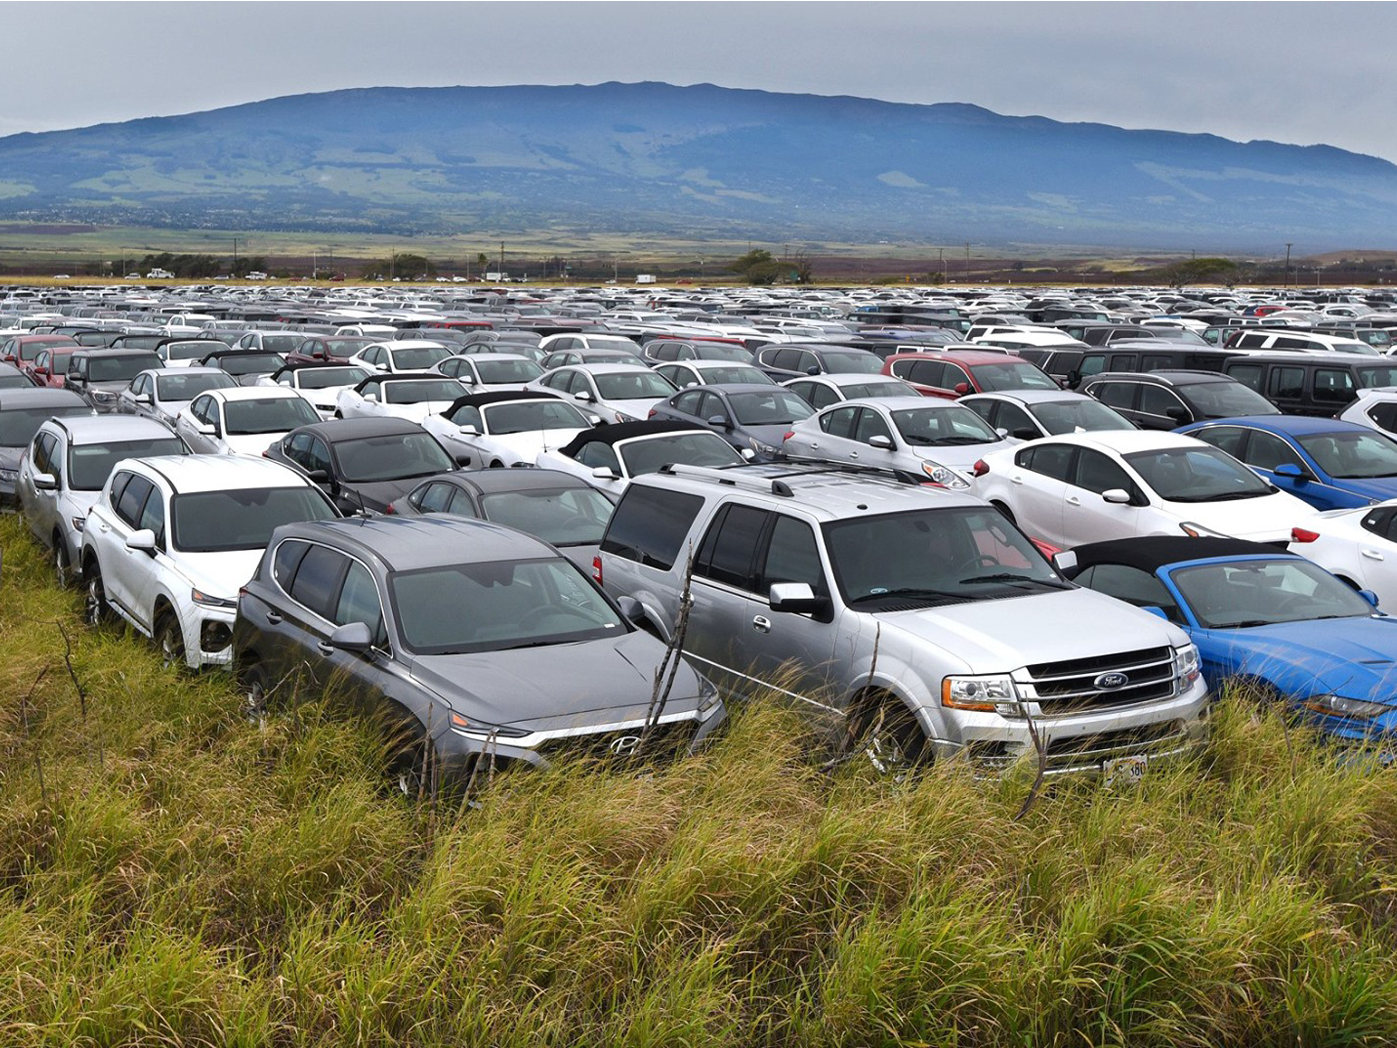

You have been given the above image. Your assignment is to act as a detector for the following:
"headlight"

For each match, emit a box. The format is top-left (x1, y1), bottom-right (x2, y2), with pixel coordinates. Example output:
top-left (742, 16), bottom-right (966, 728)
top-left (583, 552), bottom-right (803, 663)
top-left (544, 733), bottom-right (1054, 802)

top-left (92, 390), bottom-right (115, 401)
top-left (0, 468), bottom-right (16, 483)
top-left (614, 412), bottom-right (635, 423)
top-left (190, 588), bottom-right (237, 609)
top-left (1180, 521), bottom-right (1228, 538)
top-left (696, 673), bottom-right (721, 713)
top-left (749, 438), bottom-right (778, 456)
top-left (922, 462), bottom-right (969, 489)
top-left (942, 674), bottom-right (1017, 712)
top-left (71, 516), bottom-right (86, 532)
top-left (1173, 644), bottom-right (1201, 687)
top-left (1304, 693), bottom-right (1392, 719)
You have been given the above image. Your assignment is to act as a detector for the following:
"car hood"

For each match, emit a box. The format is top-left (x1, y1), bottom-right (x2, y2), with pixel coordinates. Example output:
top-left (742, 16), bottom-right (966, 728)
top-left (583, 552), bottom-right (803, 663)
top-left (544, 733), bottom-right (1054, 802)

top-left (601, 397), bottom-right (664, 420)
top-left (177, 549), bottom-right (264, 601)
top-left (1204, 617), bottom-right (1397, 698)
top-left (224, 431), bottom-right (291, 456)
top-left (342, 477), bottom-right (428, 513)
top-left (486, 428), bottom-right (591, 460)
top-left (0, 447), bottom-right (21, 471)
top-left (908, 438), bottom-right (1013, 472)
top-left (379, 401), bottom-right (458, 424)
top-left (878, 587), bottom-right (1185, 673)
top-left (1161, 489), bottom-right (1315, 541)
top-left (407, 629), bottom-right (703, 729)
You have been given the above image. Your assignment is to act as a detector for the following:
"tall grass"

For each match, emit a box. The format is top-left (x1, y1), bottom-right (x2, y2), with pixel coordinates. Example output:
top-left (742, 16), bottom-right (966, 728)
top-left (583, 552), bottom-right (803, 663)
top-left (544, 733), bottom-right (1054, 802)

top-left (5, 510), bottom-right (1397, 1045)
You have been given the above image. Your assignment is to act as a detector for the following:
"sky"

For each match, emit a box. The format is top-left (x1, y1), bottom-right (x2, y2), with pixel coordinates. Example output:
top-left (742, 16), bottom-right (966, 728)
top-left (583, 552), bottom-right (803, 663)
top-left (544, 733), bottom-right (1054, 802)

top-left (4, 2), bottom-right (1396, 161)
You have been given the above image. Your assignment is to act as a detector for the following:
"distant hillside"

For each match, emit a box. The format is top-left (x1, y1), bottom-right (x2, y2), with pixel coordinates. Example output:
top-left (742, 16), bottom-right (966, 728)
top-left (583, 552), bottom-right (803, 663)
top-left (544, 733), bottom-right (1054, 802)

top-left (1, 81), bottom-right (1394, 250)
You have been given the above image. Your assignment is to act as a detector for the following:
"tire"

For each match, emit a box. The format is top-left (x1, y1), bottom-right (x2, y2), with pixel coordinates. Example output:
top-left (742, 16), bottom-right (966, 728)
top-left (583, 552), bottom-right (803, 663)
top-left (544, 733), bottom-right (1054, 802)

top-left (84, 561), bottom-right (113, 626)
top-left (239, 661), bottom-right (270, 721)
top-left (53, 536), bottom-right (73, 589)
top-left (155, 611), bottom-right (186, 671)
top-left (851, 696), bottom-right (926, 778)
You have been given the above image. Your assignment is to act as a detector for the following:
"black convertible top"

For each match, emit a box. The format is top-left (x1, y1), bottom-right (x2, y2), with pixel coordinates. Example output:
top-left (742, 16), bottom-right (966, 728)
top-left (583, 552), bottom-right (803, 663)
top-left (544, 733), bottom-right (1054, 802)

top-left (442, 390), bottom-right (561, 415)
top-left (1059, 536), bottom-right (1292, 579)
top-left (558, 419), bottom-right (705, 457)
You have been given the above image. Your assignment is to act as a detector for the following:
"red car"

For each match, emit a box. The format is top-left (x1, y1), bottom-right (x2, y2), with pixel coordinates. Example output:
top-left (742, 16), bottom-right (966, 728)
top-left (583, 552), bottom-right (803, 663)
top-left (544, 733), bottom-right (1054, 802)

top-left (0, 333), bottom-right (79, 367)
top-left (25, 347), bottom-right (74, 387)
top-left (881, 350), bottom-right (1059, 399)
top-left (284, 335), bottom-right (377, 366)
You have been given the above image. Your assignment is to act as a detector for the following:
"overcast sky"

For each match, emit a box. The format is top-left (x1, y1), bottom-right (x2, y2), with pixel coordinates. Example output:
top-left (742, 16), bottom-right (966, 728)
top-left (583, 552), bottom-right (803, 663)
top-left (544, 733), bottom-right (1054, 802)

top-left (6, 2), bottom-right (1395, 162)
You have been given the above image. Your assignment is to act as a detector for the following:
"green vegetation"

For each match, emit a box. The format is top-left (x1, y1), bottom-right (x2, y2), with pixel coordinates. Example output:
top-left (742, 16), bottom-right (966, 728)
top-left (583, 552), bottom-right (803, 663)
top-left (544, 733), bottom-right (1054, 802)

top-left (6, 509), bottom-right (1397, 1044)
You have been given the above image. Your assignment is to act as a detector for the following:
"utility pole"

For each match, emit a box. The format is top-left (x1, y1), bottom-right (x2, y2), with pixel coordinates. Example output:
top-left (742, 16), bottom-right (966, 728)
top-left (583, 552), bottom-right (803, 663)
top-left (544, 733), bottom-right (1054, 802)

top-left (312, 252), bottom-right (317, 280)
top-left (500, 241), bottom-right (505, 279)
top-left (964, 242), bottom-right (970, 282)
top-left (232, 237), bottom-right (239, 273)
top-left (938, 247), bottom-right (945, 284)
top-left (1284, 242), bottom-right (1293, 289)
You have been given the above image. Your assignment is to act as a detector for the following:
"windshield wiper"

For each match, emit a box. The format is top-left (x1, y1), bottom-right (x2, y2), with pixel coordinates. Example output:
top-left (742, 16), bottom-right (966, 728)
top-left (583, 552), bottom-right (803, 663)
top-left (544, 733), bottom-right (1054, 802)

top-left (956, 573), bottom-right (1073, 590)
top-left (1206, 490), bottom-right (1270, 501)
top-left (493, 639), bottom-right (559, 651)
top-left (848, 586), bottom-right (966, 605)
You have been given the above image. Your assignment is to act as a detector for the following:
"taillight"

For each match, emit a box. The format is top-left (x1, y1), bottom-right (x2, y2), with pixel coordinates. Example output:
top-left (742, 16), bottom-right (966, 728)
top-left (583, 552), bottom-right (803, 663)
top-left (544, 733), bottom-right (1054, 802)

top-left (782, 430), bottom-right (794, 442)
top-left (592, 555), bottom-right (603, 585)
top-left (1291, 527), bottom-right (1319, 543)
top-left (647, 408), bottom-right (658, 418)
top-left (384, 502), bottom-right (396, 514)
top-left (972, 459), bottom-right (989, 477)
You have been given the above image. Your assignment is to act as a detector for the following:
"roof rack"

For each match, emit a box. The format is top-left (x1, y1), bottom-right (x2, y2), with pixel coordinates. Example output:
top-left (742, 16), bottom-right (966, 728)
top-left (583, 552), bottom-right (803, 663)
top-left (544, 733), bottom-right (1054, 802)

top-left (656, 460), bottom-right (930, 497)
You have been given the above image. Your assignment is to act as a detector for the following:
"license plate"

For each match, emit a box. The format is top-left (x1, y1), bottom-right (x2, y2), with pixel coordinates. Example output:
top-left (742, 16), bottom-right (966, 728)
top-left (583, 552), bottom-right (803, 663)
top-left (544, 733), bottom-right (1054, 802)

top-left (1103, 754), bottom-right (1147, 788)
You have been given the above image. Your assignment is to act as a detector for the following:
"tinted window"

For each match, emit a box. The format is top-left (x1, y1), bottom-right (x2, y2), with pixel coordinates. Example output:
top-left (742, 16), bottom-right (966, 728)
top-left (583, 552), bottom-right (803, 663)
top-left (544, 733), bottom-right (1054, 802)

top-left (272, 539), bottom-right (310, 591)
top-left (1019, 443), bottom-right (1075, 482)
top-left (854, 408), bottom-right (893, 445)
top-left (1313, 368), bottom-right (1356, 405)
top-left (115, 474), bottom-right (153, 527)
top-left (1268, 367), bottom-right (1305, 400)
top-left (1078, 563), bottom-right (1182, 623)
top-left (333, 560), bottom-right (385, 645)
top-left (1191, 426), bottom-right (1248, 459)
top-left (1139, 385), bottom-right (1186, 419)
top-left (287, 543), bottom-right (348, 620)
top-left (1092, 382), bottom-right (1136, 410)
top-left (171, 487), bottom-right (338, 552)
top-left (601, 486), bottom-right (704, 570)
top-left (1244, 431), bottom-right (1305, 472)
top-left (1227, 364), bottom-right (1263, 391)
top-left (695, 503), bottom-right (770, 590)
top-left (1297, 430), bottom-right (1397, 480)
top-left (759, 515), bottom-right (826, 595)
top-left (820, 406), bottom-right (859, 438)
top-left (1072, 449), bottom-right (1134, 495)
top-left (69, 437), bottom-right (186, 491)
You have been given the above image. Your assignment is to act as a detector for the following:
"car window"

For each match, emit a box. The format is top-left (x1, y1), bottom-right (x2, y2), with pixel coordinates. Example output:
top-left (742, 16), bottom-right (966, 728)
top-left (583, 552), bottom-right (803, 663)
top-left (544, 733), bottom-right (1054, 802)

top-left (1313, 368), bottom-right (1356, 405)
top-left (576, 440), bottom-right (622, 472)
top-left (1191, 425), bottom-right (1248, 459)
top-left (1268, 367), bottom-right (1305, 400)
top-left (287, 543), bottom-right (349, 620)
top-left (137, 485), bottom-right (166, 546)
top-left (673, 390), bottom-right (705, 415)
top-left (1139, 385), bottom-right (1185, 418)
top-left (31, 432), bottom-right (57, 476)
top-left (820, 405), bottom-right (859, 439)
top-left (1016, 443), bottom-right (1076, 482)
top-left (601, 486), bottom-right (705, 570)
top-left (1072, 448), bottom-right (1135, 496)
top-left (413, 482), bottom-right (456, 514)
top-left (272, 539), bottom-right (310, 591)
top-left (695, 503), bottom-right (770, 590)
top-left (995, 402), bottom-right (1037, 436)
top-left (1077, 563), bottom-right (1183, 623)
top-left (114, 473), bottom-right (153, 527)
top-left (1367, 402), bottom-right (1397, 434)
top-left (1092, 382), bottom-right (1135, 410)
top-left (759, 514), bottom-right (826, 596)
top-left (1243, 431), bottom-right (1305, 472)
top-left (854, 408), bottom-right (893, 445)
top-left (1226, 363), bottom-right (1263, 392)
top-left (333, 560), bottom-right (386, 646)
top-left (109, 470), bottom-right (134, 509)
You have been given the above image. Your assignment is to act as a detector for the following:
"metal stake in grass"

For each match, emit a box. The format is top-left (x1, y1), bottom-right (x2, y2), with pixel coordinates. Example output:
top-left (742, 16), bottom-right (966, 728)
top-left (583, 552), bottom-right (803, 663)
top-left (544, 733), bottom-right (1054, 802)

top-left (638, 546), bottom-right (695, 757)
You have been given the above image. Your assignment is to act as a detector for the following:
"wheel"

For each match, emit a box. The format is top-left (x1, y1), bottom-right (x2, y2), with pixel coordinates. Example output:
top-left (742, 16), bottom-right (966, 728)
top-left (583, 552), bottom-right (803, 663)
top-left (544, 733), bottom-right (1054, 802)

top-left (84, 562), bottom-right (112, 625)
top-left (851, 698), bottom-right (926, 778)
top-left (155, 612), bottom-right (186, 671)
top-left (239, 661), bottom-right (270, 720)
top-left (53, 536), bottom-right (73, 589)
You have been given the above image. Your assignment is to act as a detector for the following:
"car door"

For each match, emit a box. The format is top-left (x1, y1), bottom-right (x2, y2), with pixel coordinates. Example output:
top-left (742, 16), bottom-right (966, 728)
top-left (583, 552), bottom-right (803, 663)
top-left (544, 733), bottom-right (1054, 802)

top-left (1136, 384), bottom-right (1191, 430)
top-left (683, 502), bottom-right (774, 696)
top-left (796, 404), bottom-right (860, 463)
top-left (19, 430), bottom-right (60, 542)
top-left (1241, 430), bottom-right (1348, 509)
top-left (847, 407), bottom-right (899, 467)
top-left (100, 472), bottom-right (155, 617)
top-left (259, 539), bottom-right (349, 688)
top-left (1354, 508), bottom-right (1397, 598)
top-left (1062, 448), bottom-right (1143, 545)
top-left (124, 482), bottom-right (170, 631)
top-left (1001, 444), bottom-right (1074, 548)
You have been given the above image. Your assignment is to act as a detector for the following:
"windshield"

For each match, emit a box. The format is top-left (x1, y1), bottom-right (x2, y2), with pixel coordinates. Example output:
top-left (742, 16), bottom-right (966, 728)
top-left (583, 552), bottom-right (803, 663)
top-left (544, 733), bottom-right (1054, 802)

top-left (163, 341), bottom-right (213, 361)
top-left (1171, 559), bottom-right (1374, 629)
top-left (217, 353), bottom-right (283, 375)
top-left (155, 372), bottom-right (236, 401)
top-left (475, 358), bottom-right (543, 383)
top-left (483, 400), bottom-right (591, 434)
top-left (837, 380), bottom-right (914, 400)
top-left (0, 405), bottom-right (90, 447)
top-left (391, 557), bottom-right (625, 654)
top-left (69, 438), bottom-right (186, 490)
top-left (1183, 381), bottom-right (1280, 417)
top-left (618, 432), bottom-right (745, 475)
top-left (479, 486), bottom-right (615, 545)
top-left (383, 379), bottom-right (464, 405)
top-left (89, 355), bottom-right (159, 382)
top-left (1031, 398), bottom-right (1133, 434)
top-left (893, 406), bottom-right (1000, 446)
top-left (729, 390), bottom-right (814, 425)
top-left (1124, 445), bottom-right (1273, 502)
top-left (1297, 430), bottom-right (1397, 479)
top-left (1357, 365), bottom-right (1397, 389)
top-left (294, 367), bottom-right (369, 390)
top-left (260, 335), bottom-right (302, 355)
top-left (969, 361), bottom-right (1058, 391)
top-left (223, 396), bottom-right (320, 434)
top-left (171, 486), bottom-right (337, 552)
top-left (390, 346), bottom-right (453, 370)
top-left (594, 371), bottom-right (676, 400)
top-left (820, 351), bottom-right (884, 375)
top-left (336, 432), bottom-right (455, 482)
top-left (824, 506), bottom-right (1062, 606)
top-left (695, 343), bottom-right (754, 362)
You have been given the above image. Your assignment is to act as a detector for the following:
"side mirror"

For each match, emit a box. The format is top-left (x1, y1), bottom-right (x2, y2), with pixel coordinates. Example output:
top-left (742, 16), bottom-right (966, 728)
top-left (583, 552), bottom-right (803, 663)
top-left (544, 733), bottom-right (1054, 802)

top-left (1013, 427), bottom-right (1039, 440)
top-left (707, 414), bottom-right (732, 429)
top-left (1065, 370), bottom-right (1081, 388)
top-left (616, 596), bottom-right (648, 626)
top-left (1273, 463), bottom-right (1305, 480)
top-left (1165, 405), bottom-right (1190, 422)
top-left (67, 370), bottom-right (85, 384)
top-left (574, 391), bottom-right (594, 403)
top-left (458, 423), bottom-right (480, 436)
top-left (1102, 488), bottom-right (1133, 504)
top-left (805, 366), bottom-right (821, 376)
top-left (954, 382), bottom-right (971, 395)
top-left (453, 452), bottom-right (472, 467)
top-left (1139, 605), bottom-right (1170, 621)
top-left (125, 529), bottom-right (157, 553)
top-left (1360, 589), bottom-right (1381, 609)
top-left (591, 466), bottom-right (616, 480)
top-left (740, 448), bottom-right (756, 461)
top-left (32, 472), bottom-right (57, 491)
top-left (134, 392), bottom-right (153, 405)
top-left (868, 434), bottom-right (894, 450)
top-left (326, 621), bottom-right (373, 654)
top-left (196, 422), bottom-right (217, 436)
top-left (363, 392), bottom-right (378, 403)
top-left (307, 468), bottom-right (331, 483)
top-left (769, 582), bottom-right (828, 614)
top-left (461, 375), bottom-right (476, 384)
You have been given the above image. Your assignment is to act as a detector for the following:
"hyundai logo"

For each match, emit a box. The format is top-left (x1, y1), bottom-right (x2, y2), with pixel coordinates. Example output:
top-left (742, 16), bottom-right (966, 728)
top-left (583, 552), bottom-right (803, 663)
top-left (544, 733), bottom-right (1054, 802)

top-left (1095, 672), bottom-right (1130, 690)
top-left (608, 735), bottom-right (642, 756)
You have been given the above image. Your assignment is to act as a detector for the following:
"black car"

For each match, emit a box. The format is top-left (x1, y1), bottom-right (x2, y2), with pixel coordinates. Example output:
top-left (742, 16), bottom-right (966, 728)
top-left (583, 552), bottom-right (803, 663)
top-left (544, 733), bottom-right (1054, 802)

top-left (1080, 371), bottom-right (1281, 430)
top-left (265, 417), bottom-right (463, 515)
top-left (648, 382), bottom-right (815, 461)
top-left (0, 387), bottom-right (94, 505)
top-left (232, 516), bottom-right (726, 792)
top-left (66, 349), bottom-right (164, 412)
top-left (1219, 352), bottom-right (1397, 417)
top-left (639, 339), bottom-right (755, 365)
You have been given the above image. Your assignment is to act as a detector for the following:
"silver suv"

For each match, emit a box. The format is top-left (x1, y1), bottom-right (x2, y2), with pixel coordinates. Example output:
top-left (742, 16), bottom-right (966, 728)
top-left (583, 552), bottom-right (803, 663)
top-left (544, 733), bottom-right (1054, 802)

top-left (597, 463), bottom-right (1209, 777)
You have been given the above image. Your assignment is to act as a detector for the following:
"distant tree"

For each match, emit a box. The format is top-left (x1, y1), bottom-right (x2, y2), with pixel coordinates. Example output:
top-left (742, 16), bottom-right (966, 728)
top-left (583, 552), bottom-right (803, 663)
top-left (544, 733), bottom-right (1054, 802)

top-left (728, 248), bottom-right (794, 285)
top-left (1157, 257), bottom-right (1239, 288)
top-left (791, 250), bottom-right (815, 284)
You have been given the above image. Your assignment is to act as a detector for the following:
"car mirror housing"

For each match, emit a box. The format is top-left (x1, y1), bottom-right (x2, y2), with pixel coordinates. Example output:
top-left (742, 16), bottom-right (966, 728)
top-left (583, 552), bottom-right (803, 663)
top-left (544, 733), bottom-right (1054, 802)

top-left (327, 621), bottom-right (374, 653)
top-left (306, 469), bottom-right (331, 483)
top-left (616, 595), bottom-right (648, 626)
top-left (32, 471), bottom-right (57, 491)
top-left (1360, 589), bottom-right (1381, 609)
top-left (769, 582), bottom-right (827, 614)
top-left (125, 529), bottom-right (157, 553)
top-left (706, 414), bottom-right (732, 429)
top-left (740, 448), bottom-right (756, 461)
top-left (574, 391), bottom-right (594, 403)
top-left (868, 434), bottom-right (894, 450)
top-left (1139, 605), bottom-right (1170, 621)
top-left (1273, 463), bottom-right (1305, 480)
top-left (1102, 488), bottom-right (1133, 504)
top-left (591, 466), bottom-right (616, 480)
top-left (954, 382), bottom-right (971, 395)
top-left (458, 423), bottom-right (480, 436)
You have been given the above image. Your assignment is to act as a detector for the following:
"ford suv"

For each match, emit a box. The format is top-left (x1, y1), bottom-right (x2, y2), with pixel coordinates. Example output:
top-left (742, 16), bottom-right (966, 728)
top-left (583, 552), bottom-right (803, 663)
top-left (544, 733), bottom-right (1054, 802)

top-left (596, 463), bottom-right (1209, 777)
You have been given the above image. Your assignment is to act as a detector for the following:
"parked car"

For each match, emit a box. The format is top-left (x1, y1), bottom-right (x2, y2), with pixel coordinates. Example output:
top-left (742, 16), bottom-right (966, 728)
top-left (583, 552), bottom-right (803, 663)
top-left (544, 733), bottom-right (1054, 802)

top-left (1289, 499), bottom-right (1397, 607)
top-left (334, 373), bottom-right (466, 423)
top-left (388, 467), bottom-right (615, 569)
top-left (781, 373), bottom-right (916, 409)
top-left (25, 346), bottom-right (75, 388)
top-left (1223, 328), bottom-right (1378, 355)
top-left (174, 386), bottom-right (321, 456)
top-left (1081, 371), bottom-right (1280, 430)
top-left (538, 333), bottom-right (643, 358)
top-left (653, 360), bottom-right (774, 389)
top-left (421, 391), bottom-right (598, 468)
top-left (597, 462), bottom-right (1208, 777)
top-left (232, 516), bottom-right (727, 789)
top-left (528, 363), bottom-right (677, 423)
top-left (0, 388), bottom-right (95, 507)
top-left (882, 350), bottom-right (1058, 399)
top-left (960, 389), bottom-right (1135, 440)
top-left (285, 336), bottom-right (376, 366)
top-left (81, 455), bottom-right (340, 668)
top-left (1058, 536), bottom-right (1397, 745)
top-left (232, 331), bottom-right (307, 356)
top-left (154, 337), bottom-right (224, 367)
top-left (118, 367), bottom-right (237, 423)
top-left (0, 334), bottom-right (79, 367)
top-left (1336, 388), bottom-right (1397, 437)
top-left (539, 347), bottom-right (645, 371)
top-left (348, 341), bottom-right (454, 374)
top-left (258, 363), bottom-right (372, 419)
top-left (971, 430), bottom-right (1316, 550)
top-left (66, 349), bottom-right (165, 412)
top-left (198, 349), bottom-right (287, 385)
top-left (1181, 416), bottom-right (1397, 510)
top-left (535, 420), bottom-right (748, 496)
top-left (434, 353), bottom-right (544, 391)
top-left (1219, 352), bottom-right (1397, 416)
top-left (754, 344), bottom-right (884, 382)
top-left (18, 414), bottom-right (189, 586)
top-left (640, 338), bottom-right (755, 365)
top-left (0, 362), bottom-right (37, 390)
top-left (649, 383), bottom-right (815, 461)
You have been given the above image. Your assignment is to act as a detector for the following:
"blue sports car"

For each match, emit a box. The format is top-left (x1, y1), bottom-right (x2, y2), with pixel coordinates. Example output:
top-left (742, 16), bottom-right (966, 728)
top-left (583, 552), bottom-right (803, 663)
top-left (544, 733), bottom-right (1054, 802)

top-left (1178, 415), bottom-right (1397, 510)
top-left (1057, 536), bottom-right (1397, 744)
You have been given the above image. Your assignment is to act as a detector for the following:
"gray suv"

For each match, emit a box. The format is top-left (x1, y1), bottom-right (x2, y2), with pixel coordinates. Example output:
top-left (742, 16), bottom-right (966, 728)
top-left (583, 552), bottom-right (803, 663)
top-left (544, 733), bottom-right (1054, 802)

top-left (597, 463), bottom-right (1209, 777)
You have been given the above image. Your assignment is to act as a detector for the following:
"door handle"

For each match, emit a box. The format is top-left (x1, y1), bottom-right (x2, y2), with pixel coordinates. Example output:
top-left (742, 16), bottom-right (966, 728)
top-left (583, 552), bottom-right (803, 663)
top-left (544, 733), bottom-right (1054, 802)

top-left (98, 523), bottom-right (110, 533)
top-left (1362, 548), bottom-right (1385, 561)
top-left (317, 640), bottom-right (335, 655)
top-left (808, 441), bottom-right (819, 448)
top-left (266, 611), bottom-right (283, 624)
top-left (1010, 475), bottom-right (1024, 485)
top-left (752, 615), bottom-right (772, 633)
top-left (849, 452), bottom-right (859, 459)
top-left (1066, 495), bottom-right (1081, 506)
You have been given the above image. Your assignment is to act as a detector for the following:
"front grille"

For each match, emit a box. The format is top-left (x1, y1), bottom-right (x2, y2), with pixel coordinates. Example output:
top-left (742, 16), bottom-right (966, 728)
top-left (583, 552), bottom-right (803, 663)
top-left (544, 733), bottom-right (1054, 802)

top-left (534, 719), bottom-right (697, 763)
top-left (1019, 646), bottom-right (1177, 714)
top-left (966, 719), bottom-right (1196, 775)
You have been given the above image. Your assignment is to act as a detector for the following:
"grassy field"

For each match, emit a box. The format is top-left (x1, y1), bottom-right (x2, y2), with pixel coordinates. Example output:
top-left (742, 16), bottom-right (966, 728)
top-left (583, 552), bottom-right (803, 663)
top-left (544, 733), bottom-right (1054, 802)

top-left (5, 508), bottom-right (1397, 1045)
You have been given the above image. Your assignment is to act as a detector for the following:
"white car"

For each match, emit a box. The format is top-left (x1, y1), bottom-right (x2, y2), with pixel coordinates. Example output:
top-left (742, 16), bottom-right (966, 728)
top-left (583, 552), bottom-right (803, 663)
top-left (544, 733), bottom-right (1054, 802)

top-left (334, 374), bottom-right (466, 424)
top-left (653, 360), bottom-right (774, 389)
top-left (527, 363), bottom-right (677, 423)
top-left (348, 340), bottom-right (455, 374)
top-left (119, 367), bottom-right (238, 424)
top-left (155, 339), bottom-right (225, 367)
top-left (433, 352), bottom-right (544, 391)
top-left (421, 391), bottom-right (598, 468)
top-left (959, 389), bottom-right (1136, 440)
top-left (781, 396), bottom-right (1015, 486)
top-left (1289, 499), bottom-right (1397, 608)
top-left (174, 386), bottom-right (322, 456)
top-left (535, 419), bottom-right (747, 496)
top-left (258, 363), bottom-right (372, 419)
top-left (971, 430), bottom-right (1318, 550)
top-left (781, 373), bottom-right (917, 410)
top-left (80, 455), bottom-right (339, 668)
top-left (1336, 388), bottom-right (1397, 437)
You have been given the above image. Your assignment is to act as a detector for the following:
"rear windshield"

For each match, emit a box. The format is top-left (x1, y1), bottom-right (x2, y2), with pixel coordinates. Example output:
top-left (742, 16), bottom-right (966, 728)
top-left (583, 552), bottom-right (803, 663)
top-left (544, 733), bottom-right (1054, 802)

top-left (601, 486), bottom-right (704, 570)
top-left (69, 437), bottom-right (186, 490)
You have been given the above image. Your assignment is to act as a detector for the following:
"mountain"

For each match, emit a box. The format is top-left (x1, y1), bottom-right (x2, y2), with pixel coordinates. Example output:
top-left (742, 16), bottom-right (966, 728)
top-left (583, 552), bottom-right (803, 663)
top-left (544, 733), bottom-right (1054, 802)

top-left (1, 81), bottom-right (1394, 250)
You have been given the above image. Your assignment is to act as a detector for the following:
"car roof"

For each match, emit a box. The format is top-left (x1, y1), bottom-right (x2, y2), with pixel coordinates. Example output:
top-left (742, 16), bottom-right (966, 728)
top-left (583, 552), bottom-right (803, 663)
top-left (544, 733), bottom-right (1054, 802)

top-left (1086, 370), bottom-right (1232, 386)
top-left (428, 467), bottom-right (596, 496)
top-left (961, 389), bottom-right (1092, 406)
top-left (885, 350), bottom-right (1024, 365)
top-left (1186, 415), bottom-right (1373, 436)
top-left (1027, 429), bottom-right (1205, 452)
top-left (444, 390), bottom-right (561, 414)
top-left (150, 366), bottom-right (228, 378)
top-left (285, 515), bottom-right (557, 572)
top-left (693, 382), bottom-right (793, 396)
top-left (553, 362), bottom-right (651, 374)
top-left (47, 414), bottom-right (177, 444)
top-left (1064, 536), bottom-right (1296, 575)
top-left (297, 417), bottom-right (426, 441)
top-left (0, 387), bottom-right (90, 409)
top-left (128, 454), bottom-right (311, 492)
top-left (558, 419), bottom-right (703, 454)
top-left (793, 372), bottom-right (908, 386)
top-left (201, 385), bottom-right (305, 402)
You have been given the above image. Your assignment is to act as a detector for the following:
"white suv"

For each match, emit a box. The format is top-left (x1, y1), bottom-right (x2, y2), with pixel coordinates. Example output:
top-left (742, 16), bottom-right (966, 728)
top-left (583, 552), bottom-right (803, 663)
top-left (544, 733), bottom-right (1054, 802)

top-left (81, 456), bottom-right (339, 668)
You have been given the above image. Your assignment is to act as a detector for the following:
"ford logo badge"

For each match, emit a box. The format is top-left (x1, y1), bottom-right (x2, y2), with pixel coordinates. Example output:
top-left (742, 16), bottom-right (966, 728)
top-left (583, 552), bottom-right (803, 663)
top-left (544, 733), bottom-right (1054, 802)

top-left (608, 735), bottom-right (642, 756)
top-left (1095, 672), bottom-right (1129, 690)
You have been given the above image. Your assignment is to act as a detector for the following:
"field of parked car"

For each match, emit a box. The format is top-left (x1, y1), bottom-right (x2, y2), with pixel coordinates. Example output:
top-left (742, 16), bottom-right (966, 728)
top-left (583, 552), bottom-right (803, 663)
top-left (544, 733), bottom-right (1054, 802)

top-left (10, 278), bottom-right (1397, 1040)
